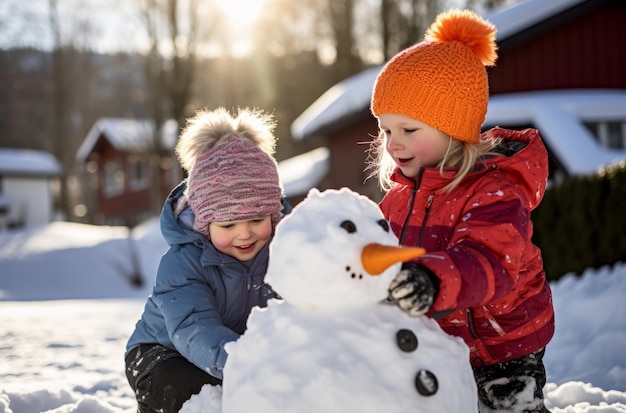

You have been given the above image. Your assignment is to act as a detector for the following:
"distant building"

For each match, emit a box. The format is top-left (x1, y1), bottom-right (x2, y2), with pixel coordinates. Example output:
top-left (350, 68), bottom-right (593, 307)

top-left (287, 0), bottom-right (626, 202)
top-left (76, 118), bottom-right (181, 227)
top-left (0, 148), bottom-right (61, 229)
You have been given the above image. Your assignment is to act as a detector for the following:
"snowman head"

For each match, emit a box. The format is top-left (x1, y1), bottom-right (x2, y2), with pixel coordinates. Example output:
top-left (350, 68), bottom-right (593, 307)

top-left (265, 188), bottom-right (424, 310)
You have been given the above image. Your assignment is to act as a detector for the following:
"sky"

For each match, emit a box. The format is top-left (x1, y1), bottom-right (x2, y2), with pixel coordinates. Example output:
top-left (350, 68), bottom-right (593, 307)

top-left (0, 0), bottom-right (144, 52)
top-left (1, 187), bottom-right (626, 412)
top-left (0, 0), bottom-right (266, 56)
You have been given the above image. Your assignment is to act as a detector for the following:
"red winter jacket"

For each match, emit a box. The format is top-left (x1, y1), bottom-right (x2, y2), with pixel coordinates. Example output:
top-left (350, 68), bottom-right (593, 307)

top-left (379, 127), bottom-right (554, 367)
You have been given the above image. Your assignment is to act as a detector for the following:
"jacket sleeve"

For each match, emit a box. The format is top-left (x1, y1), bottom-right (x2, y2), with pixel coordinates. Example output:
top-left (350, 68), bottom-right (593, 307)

top-left (416, 174), bottom-right (534, 313)
top-left (152, 247), bottom-right (239, 379)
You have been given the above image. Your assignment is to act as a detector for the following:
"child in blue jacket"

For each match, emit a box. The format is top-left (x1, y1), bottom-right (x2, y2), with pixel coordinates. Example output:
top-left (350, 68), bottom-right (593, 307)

top-left (124, 107), bottom-right (290, 413)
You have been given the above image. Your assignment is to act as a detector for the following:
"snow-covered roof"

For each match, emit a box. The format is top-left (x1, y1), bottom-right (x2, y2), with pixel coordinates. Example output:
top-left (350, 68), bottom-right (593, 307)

top-left (278, 146), bottom-right (330, 198)
top-left (483, 89), bottom-right (626, 175)
top-left (0, 148), bottom-right (62, 177)
top-left (484, 0), bottom-right (586, 42)
top-left (484, 89), bottom-right (626, 124)
top-left (291, 65), bottom-right (382, 141)
top-left (76, 118), bottom-right (179, 163)
top-left (290, 64), bottom-right (378, 142)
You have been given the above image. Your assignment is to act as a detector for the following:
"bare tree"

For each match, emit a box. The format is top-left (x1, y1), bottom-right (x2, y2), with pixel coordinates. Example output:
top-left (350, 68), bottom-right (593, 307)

top-left (138, 0), bottom-right (217, 214)
top-left (326, 0), bottom-right (364, 81)
top-left (48, 0), bottom-right (95, 221)
top-left (380, 0), bottom-right (441, 60)
top-left (48, 0), bottom-right (70, 220)
top-left (47, 0), bottom-right (100, 223)
top-left (139, 0), bottom-right (204, 127)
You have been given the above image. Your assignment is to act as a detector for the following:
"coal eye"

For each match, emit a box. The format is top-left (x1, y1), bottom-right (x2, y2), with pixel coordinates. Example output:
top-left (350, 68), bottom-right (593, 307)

top-left (377, 219), bottom-right (390, 233)
top-left (340, 220), bottom-right (357, 234)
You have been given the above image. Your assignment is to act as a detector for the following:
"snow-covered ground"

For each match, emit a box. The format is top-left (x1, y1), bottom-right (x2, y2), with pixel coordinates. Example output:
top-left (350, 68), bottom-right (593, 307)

top-left (1, 218), bottom-right (625, 412)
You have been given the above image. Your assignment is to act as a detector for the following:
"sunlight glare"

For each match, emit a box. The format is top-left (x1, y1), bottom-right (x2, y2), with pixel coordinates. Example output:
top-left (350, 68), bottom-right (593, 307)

top-left (217, 0), bottom-right (267, 56)
top-left (219, 0), bottom-right (266, 26)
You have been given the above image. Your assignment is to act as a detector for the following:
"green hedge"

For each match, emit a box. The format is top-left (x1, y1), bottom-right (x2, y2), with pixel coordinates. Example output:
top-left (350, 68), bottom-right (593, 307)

top-left (532, 161), bottom-right (626, 281)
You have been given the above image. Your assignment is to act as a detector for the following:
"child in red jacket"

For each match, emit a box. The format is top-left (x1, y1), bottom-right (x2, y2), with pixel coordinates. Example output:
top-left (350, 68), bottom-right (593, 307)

top-left (369, 9), bottom-right (554, 412)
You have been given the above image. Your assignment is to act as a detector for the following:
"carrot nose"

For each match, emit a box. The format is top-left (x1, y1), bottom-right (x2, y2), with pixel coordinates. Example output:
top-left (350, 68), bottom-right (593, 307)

top-left (361, 243), bottom-right (427, 275)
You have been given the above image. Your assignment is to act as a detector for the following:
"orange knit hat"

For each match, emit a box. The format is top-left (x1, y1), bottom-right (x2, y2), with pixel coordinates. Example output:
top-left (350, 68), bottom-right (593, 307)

top-left (371, 9), bottom-right (498, 144)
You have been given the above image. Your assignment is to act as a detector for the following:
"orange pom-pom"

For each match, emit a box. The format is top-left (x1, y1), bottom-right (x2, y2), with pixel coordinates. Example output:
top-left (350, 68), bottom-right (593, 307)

top-left (425, 8), bottom-right (497, 66)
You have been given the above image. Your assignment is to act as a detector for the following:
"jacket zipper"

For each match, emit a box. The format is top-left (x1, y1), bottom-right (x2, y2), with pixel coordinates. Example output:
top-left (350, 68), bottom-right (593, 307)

top-left (418, 194), bottom-right (434, 247)
top-left (466, 308), bottom-right (496, 364)
top-left (238, 242), bottom-right (272, 324)
top-left (467, 308), bottom-right (479, 339)
top-left (238, 270), bottom-right (252, 323)
top-left (399, 168), bottom-right (424, 244)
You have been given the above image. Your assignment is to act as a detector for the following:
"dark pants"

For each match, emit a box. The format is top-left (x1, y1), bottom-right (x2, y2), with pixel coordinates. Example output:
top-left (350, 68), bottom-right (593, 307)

top-left (474, 348), bottom-right (550, 412)
top-left (125, 344), bottom-right (222, 413)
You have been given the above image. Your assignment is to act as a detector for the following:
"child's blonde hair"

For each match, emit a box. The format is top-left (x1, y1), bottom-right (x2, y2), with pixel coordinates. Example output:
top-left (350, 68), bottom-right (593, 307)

top-left (176, 107), bottom-right (277, 173)
top-left (368, 130), bottom-right (501, 193)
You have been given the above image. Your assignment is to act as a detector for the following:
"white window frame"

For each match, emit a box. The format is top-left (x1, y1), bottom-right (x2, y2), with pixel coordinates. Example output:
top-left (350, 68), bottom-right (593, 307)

top-left (103, 160), bottom-right (125, 198)
top-left (590, 121), bottom-right (626, 150)
top-left (127, 156), bottom-right (150, 191)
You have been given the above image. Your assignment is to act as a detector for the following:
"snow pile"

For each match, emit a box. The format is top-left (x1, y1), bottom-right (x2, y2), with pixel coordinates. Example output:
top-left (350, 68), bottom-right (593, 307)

top-left (0, 219), bottom-right (164, 301)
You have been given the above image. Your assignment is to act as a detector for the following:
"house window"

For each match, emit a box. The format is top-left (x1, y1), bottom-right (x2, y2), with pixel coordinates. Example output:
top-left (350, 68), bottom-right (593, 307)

top-left (584, 121), bottom-right (626, 150)
top-left (128, 156), bottom-right (150, 191)
top-left (103, 160), bottom-right (125, 198)
top-left (606, 122), bottom-right (625, 150)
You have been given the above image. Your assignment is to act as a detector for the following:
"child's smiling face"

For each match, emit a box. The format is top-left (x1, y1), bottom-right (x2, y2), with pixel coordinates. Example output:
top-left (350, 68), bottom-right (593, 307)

top-left (378, 113), bottom-right (450, 177)
top-left (208, 216), bottom-right (273, 261)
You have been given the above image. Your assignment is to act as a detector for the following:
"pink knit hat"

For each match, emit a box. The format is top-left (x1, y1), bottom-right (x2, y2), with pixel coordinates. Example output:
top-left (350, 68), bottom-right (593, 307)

top-left (187, 134), bottom-right (282, 236)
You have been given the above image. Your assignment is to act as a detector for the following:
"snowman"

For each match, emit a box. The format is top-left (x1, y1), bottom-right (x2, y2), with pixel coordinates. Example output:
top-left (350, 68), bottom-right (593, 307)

top-left (185, 188), bottom-right (478, 413)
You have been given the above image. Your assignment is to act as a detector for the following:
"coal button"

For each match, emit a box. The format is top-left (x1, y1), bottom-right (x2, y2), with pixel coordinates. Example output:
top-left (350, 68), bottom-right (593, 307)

top-left (415, 369), bottom-right (438, 396)
top-left (396, 329), bottom-right (418, 352)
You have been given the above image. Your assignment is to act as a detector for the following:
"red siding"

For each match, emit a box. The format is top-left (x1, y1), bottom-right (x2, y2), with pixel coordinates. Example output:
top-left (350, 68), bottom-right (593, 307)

top-left (489, 1), bottom-right (626, 94)
top-left (93, 137), bottom-right (168, 227)
top-left (327, 118), bottom-right (385, 203)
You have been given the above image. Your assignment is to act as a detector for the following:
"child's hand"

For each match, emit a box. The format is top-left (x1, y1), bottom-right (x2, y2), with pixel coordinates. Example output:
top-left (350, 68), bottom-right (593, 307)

top-left (388, 264), bottom-right (438, 317)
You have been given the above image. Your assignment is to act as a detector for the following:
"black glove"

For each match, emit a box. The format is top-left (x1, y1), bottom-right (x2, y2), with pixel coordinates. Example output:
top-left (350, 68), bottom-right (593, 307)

top-left (388, 264), bottom-right (439, 317)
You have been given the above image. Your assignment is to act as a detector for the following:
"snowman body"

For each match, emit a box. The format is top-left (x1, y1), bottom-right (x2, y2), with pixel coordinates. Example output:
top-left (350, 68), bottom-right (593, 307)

top-left (223, 300), bottom-right (477, 412)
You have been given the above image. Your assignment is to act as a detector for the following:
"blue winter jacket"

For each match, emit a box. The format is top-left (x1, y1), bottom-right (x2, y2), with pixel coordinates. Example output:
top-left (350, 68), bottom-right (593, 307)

top-left (125, 181), bottom-right (289, 379)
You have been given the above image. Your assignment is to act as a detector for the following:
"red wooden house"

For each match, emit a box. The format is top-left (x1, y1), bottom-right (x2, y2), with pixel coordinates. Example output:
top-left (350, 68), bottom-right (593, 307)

top-left (76, 118), bottom-right (181, 227)
top-left (287, 0), bottom-right (626, 203)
